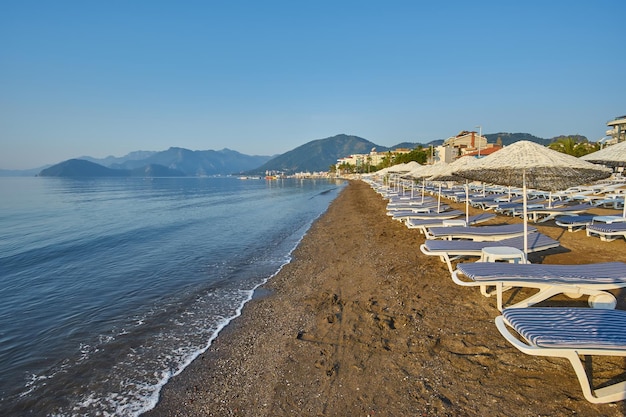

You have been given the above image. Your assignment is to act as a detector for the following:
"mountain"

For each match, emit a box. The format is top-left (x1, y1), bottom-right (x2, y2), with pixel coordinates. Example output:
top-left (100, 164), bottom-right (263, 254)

top-left (390, 140), bottom-right (444, 149)
top-left (111, 147), bottom-right (272, 176)
top-left (485, 132), bottom-right (553, 146)
top-left (38, 159), bottom-right (130, 177)
top-left (251, 134), bottom-right (386, 174)
top-left (37, 159), bottom-right (184, 177)
top-left (80, 150), bottom-right (158, 167)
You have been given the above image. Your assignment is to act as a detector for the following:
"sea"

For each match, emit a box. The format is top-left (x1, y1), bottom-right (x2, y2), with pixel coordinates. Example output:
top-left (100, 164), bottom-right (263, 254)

top-left (0, 176), bottom-right (345, 416)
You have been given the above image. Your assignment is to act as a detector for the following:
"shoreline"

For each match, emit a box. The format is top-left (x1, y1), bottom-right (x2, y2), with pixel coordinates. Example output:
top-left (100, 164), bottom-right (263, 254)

top-left (144, 180), bottom-right (626, 416)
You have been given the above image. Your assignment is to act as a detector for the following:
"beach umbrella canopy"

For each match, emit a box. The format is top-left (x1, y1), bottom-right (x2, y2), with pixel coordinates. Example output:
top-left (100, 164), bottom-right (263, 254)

top-left (581, 140), bottom-right (626, 167)
top-left (401, 162), bottom-right (447, 203)
top-left (581, 140), bottom-right (626, 217)
top-left (455, 141), bottom-right (612, 192)
top-left (387, 161), bottom-right (422, 173)
top-left (454, 141), bottom-right (612, 254)
top-left (427, 156), bottom-right (483, 223)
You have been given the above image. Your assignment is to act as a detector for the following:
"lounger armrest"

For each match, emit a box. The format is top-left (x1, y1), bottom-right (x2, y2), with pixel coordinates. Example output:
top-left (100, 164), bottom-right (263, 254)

top-left (495, 316), bottom-right (542, 356)
top-left (451, 269), bottom-right (479, 288)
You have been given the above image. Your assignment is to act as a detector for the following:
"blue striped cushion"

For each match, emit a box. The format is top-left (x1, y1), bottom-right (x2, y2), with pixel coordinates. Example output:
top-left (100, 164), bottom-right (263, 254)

top-left (503, 307), bottom-right (626, 349)
top-left (428, 223), bottom-right (535, 238)
top-left (555, 215), bottom-right (595, 225)
top-left (588, 223), bottom-right (626, 233)
top-left (457, 262), bottom-right (626, 284)
top-left (424, 233), bottom-right (559, 253)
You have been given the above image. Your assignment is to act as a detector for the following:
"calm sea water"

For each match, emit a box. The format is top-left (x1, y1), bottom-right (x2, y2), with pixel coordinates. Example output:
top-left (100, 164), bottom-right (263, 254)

top-left (0, 176), bottom-right (344, 416)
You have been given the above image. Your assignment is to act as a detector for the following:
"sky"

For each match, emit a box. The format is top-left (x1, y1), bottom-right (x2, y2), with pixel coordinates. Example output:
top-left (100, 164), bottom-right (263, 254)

top-left (1, 1), bottom-right (625, 169)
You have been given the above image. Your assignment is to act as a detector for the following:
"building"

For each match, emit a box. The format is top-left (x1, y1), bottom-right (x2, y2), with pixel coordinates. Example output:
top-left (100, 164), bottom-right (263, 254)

top-left (336, 147), bottom-right (411, 169)
top-left (443, 131), bottom-right (488, 154)
top-left (606, 115), bottom-right (626, 143)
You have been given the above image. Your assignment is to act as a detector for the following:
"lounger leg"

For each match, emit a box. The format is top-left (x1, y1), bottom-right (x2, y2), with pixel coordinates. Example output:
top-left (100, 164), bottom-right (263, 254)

top-left (564, 351), bottom-right (626, 403)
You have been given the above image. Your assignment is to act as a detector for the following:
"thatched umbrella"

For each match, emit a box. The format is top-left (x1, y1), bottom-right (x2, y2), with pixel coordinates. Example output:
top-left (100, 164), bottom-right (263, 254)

top-left (581, 141), bottom-right (626, 218)
top-left (454, 141), bottom-right (612, 254)
top-left (427, 156), bottom-right (482, 224)
top-left (404, 162), bottom-right (447, 204)
top-left (581, 140), bottom-right (626, 167)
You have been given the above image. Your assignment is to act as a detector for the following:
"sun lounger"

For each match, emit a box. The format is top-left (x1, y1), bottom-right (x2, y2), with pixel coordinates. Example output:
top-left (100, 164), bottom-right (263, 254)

top-left (398, 209), bottom-right (463, 221)
top-left (586, 222), bottom-right (626, 242)
top-left (592, 215), bottom-right (626, 224)
top-left (405, 213), bottom-right (495, 233)
top-left (521, 204), bottom-right (594, 223)
top-left (388, 205), bottom-right (451, 221)
top-left (424, 223), bottom-right (536, 241)
top-left (495, 307), bottom-right (626, 403)
top-left (554, 215), bottom-right (595, 232)
top-left (419, 233), bottom-right (560, 273)
top-left (386, 198), bottom-right (436, 209)
top-left (452, 261), bottom-right (626, 310)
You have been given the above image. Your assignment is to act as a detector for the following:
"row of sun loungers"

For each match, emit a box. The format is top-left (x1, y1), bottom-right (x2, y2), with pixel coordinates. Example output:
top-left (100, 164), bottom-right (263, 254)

top-left (364, 177), bottom-right (626, 404)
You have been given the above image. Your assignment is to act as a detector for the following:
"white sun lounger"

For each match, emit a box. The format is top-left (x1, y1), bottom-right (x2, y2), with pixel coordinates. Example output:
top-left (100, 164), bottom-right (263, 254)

top-left (420, 233), bottom-right (560, 273)
top-left (424, 223), bottom-right (537, 241)
top-left (388, 205), bottom-right (451, 221)
top-left (398, 209), bottom-right (463, 221)
top-left (386, 200), bottom-right (439, 212)
top-left (406, 213), bottom-right (495, 233)
top-left (452, 261), bottom-right (626, 310)
top-left (520, 204), bottom-right (594, 223)
top-left (586, 222), bottom-right (626, 242)
top-left (419, 233), bottom-right (560, 273)
top-left (554, 215), bottom-right (596, 232)
top-left (496, 307), bottom-right (626, 403)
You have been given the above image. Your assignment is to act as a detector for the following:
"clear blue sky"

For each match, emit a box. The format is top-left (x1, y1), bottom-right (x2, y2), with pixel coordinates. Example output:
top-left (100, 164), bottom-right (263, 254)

top-left (1, 1), bottom-right (625, 169)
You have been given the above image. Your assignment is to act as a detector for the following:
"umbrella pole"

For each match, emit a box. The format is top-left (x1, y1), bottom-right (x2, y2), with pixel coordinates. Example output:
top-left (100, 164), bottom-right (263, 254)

top-left (465, 180), bottom-right (469, 224)
top-left (523, 170), bottom-right (528, 257)
top-left (437, 183), bottom-right (442, 213)
top-left (421, 179), bottom-right (425, 204)
top-left (548, 191), bottom-right (552, 208)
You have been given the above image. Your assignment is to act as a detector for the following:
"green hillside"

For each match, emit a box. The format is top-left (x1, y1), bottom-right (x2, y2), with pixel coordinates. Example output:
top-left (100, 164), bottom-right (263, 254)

top-left (251, 134), bottom-right (387, 174)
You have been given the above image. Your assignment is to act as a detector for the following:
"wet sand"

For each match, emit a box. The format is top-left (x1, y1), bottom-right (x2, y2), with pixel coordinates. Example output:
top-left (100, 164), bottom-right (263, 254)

top-left (144, 180), bottom-right (626, 417)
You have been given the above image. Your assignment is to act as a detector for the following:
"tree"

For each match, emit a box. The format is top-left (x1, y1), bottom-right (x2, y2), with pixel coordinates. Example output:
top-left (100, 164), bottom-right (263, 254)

top-left (548, 136), bottom-right (598, 157)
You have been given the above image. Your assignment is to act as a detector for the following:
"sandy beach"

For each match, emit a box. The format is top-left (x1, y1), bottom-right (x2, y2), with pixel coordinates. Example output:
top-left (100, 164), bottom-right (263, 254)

top-left (145, 180), bottom-right (626, 417)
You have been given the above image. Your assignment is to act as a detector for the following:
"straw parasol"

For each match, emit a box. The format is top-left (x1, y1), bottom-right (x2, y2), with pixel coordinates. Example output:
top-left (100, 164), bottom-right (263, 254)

top-left (427, 156), bottom-right (482, 224)
top-left (454, 141), bottom-right (612, 254)
top-left (581, 140), bottom-right (626, 167)
top-left (403, 162), bottom-right (447, 204)
top-left (581, 140), bottom-right (626, 217)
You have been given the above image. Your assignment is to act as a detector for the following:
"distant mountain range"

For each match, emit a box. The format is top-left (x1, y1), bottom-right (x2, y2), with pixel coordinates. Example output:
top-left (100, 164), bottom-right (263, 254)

top-left (3, 132), bottom-right (584, 178)
top-left (36, 148), bottom-right (274, 178)
top-left (246, 132), bottom-right (560, 174)
top-left (38, 159), bottom-right (186, 177)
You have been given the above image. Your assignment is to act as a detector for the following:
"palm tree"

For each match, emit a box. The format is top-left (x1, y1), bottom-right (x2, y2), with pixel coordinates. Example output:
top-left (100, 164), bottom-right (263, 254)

top-left (548, 136), bottom-right (596, 157)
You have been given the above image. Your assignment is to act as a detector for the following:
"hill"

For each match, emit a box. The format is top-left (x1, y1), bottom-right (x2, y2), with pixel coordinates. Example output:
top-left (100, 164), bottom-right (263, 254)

top-left (251, 134), bottom-right (387, 174)
top-left (79, 150), bottom-right (158, 167)
top-left (484, 132), bottom-right (552, 146)
top-left (111, 147), bottom-right (272, 176)
top-left (38, 159), bottom-right (184, 177)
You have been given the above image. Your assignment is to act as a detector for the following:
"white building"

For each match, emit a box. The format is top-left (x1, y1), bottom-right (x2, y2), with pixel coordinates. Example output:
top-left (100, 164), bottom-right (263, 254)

top-left (606, 115), bottom-right (626, 143)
